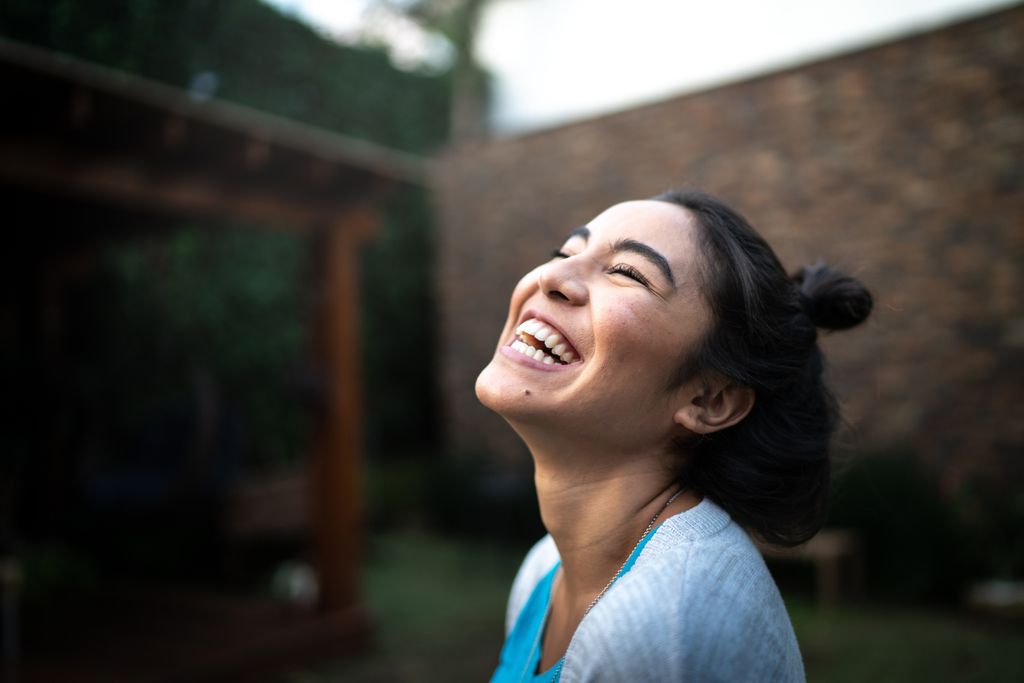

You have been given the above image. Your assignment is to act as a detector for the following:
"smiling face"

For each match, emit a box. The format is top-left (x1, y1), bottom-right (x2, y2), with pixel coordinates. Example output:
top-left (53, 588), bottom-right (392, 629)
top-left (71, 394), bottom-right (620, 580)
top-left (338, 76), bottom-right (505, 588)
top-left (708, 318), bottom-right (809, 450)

top-left (475, 200), bottom-right (713, 453)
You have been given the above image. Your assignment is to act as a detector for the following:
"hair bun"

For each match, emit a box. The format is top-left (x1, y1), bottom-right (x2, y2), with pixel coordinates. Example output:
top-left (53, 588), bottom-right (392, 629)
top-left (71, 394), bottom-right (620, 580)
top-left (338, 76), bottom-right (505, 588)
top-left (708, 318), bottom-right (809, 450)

top-left (791, 262), bottom-right (872, 331)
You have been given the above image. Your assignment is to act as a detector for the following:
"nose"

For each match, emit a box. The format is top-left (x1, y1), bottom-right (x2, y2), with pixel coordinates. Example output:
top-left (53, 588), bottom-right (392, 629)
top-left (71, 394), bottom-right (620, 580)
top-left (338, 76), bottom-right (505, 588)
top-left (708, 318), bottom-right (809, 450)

top-left (537, 257), bottom-right (589, 305)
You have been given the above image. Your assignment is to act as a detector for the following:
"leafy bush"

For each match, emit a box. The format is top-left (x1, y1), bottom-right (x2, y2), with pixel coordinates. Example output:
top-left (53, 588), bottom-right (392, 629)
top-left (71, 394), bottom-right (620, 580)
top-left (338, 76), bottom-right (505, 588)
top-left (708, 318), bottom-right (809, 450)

top-left (0, 2), bottom-right (453, 573)
top-left (1, 1), bottom-right (450, 480)
top-left (83, 224), bottom-right (312, 473)
top-left (366, 452), bottom-right (544, 542)
top-left (953, 473), bottom-right (1024, 581)
top-left (0, 0), bottom-right (452, 153)
top-left (828, 451), bottom-right (968, 603)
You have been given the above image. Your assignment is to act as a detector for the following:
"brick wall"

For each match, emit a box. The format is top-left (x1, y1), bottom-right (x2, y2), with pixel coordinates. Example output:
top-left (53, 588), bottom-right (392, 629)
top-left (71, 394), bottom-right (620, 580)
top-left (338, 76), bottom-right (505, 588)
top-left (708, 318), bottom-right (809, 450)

top-left (432, 7), bottom-right (1024, 483)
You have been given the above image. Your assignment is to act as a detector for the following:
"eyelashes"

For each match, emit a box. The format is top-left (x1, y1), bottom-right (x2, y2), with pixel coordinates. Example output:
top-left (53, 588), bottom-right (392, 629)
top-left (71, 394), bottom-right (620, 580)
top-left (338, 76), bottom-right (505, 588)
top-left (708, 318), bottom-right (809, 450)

top-left (608, 264), bottom-right (651, 287)
top-left (547, 249), bottom-right (652, 288)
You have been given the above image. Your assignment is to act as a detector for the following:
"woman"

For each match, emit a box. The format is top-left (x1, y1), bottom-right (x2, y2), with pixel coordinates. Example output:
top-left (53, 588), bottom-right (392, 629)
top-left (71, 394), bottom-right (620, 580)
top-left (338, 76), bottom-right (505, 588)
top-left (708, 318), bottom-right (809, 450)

top-left (476, 189), bottom-right (872, 682)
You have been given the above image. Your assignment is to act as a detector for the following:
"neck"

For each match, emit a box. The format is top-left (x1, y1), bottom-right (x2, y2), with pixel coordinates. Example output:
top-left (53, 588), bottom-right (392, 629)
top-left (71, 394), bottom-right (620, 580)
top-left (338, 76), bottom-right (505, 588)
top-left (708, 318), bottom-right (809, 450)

top-left (520, 426), bottom-right (697, 611)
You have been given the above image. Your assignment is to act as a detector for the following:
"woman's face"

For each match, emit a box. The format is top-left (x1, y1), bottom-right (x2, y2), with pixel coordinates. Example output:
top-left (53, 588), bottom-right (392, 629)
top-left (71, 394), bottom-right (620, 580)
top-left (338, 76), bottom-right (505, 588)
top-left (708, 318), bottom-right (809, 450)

top-left (475, 200), bottom-right (713, 450)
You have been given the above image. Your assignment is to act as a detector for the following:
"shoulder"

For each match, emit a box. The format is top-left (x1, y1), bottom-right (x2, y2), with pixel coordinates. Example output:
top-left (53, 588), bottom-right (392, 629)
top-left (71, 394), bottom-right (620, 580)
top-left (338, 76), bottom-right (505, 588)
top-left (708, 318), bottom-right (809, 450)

top-left (561, 500), bottom-right (805, 682)
top-left (504, 534), bottom-right (560, 636)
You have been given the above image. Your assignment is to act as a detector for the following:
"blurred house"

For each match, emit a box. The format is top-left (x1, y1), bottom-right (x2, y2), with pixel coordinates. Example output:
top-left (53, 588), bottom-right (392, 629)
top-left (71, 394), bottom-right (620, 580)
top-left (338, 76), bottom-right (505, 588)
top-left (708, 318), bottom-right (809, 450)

top-left (434, 6), bottom-right (1023, 489)
top-left (0, 37), bottom-right (424, 681)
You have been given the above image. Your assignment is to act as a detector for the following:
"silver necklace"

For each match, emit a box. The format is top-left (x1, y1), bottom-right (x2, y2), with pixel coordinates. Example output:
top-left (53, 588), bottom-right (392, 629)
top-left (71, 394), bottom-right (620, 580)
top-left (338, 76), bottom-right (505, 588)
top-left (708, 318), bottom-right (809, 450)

top-left (545, 486), bottom-right (687, 681)
top-left (582, 486), bottom-right (687, 617)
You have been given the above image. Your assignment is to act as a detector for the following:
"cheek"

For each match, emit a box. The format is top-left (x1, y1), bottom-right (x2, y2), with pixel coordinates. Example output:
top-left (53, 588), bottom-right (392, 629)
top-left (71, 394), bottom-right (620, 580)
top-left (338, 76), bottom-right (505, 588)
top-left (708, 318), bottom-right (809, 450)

top-left (599, 301), bottom-right (698, 380)
top-left (600, 300), bottom-right (662, 362)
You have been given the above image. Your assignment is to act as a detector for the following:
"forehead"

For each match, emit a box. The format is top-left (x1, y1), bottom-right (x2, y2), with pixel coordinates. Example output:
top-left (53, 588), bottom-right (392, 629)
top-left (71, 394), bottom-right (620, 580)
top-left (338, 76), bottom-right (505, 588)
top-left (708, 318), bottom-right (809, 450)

top-left (584, 199), bottom-right (702, 275)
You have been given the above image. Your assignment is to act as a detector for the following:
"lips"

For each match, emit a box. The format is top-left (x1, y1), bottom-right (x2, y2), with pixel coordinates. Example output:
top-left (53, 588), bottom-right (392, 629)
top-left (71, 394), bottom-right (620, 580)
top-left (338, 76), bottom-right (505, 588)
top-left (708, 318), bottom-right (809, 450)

top-left (508, 315), bottom-right (581, 365)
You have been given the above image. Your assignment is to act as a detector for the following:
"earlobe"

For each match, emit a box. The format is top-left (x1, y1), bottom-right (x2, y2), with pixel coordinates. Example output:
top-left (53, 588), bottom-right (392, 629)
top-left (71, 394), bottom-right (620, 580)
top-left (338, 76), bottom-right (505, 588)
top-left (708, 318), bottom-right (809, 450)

top-left (673, 381), bottom-right (755, 435)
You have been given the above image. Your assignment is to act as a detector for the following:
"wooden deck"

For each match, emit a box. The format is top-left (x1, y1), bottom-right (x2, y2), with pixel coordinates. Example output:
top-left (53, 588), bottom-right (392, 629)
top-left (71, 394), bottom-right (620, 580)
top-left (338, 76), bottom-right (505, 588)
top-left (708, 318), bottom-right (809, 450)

top-left (17, 583), bottom-right (372, 683)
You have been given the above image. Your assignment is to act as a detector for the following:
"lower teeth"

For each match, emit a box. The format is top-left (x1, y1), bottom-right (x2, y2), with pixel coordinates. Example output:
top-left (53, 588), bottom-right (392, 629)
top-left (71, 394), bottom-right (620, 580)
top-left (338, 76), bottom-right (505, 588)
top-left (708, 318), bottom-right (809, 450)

top-left (512, 339), bottom-right (564, 364)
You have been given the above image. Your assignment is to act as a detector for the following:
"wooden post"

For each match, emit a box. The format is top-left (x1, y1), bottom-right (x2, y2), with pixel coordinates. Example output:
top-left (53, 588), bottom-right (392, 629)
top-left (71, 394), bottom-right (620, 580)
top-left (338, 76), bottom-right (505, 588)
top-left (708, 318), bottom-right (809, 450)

top-left (309, 205), bottom-right (377, 612)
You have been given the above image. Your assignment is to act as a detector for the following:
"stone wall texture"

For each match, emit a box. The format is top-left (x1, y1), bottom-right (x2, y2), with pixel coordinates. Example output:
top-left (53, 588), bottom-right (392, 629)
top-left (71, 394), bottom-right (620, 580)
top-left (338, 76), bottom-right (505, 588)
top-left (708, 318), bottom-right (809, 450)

top-left (432, 7), bottom-right (1024, 484)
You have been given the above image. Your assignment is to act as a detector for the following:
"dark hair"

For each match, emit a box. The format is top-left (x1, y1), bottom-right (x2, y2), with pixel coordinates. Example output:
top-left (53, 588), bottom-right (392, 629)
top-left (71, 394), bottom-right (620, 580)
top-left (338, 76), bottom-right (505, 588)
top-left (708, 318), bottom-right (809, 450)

top-left (654, 189), bottom-right (872, 546)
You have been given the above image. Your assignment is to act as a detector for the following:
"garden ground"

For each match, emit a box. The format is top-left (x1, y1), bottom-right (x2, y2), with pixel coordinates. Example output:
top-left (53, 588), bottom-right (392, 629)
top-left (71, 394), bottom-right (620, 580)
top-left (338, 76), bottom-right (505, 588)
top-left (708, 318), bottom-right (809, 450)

top-left (284, 531), bottom-right (1024, 683)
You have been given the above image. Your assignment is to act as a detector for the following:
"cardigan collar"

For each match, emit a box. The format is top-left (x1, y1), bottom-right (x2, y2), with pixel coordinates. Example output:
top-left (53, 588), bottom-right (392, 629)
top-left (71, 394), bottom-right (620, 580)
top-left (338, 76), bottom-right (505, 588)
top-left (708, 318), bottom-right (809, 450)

top-left (637, 497), bottom-right (733, 564)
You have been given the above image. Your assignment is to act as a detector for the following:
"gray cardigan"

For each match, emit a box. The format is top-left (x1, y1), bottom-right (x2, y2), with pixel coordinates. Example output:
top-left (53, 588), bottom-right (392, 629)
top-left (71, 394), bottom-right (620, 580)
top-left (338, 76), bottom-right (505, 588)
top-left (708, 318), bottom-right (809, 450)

top-left (505, 499), bottom-right (806, 682)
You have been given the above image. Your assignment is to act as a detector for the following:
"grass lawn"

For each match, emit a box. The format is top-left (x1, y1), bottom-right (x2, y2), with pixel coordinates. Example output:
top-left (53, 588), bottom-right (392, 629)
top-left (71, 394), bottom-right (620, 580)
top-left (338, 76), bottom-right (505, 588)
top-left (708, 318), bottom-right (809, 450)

top-left (284, 531), bottom-right (523, 682)
top-left (790, 600), bottom-right (1024, 682)
top-left (284, 532), bottom-right (1024, 682)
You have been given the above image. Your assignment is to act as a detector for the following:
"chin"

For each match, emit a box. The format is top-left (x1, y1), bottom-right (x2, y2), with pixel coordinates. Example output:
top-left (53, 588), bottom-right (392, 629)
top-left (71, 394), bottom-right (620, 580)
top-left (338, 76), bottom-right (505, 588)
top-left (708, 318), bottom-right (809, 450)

top-left (475, 357), bottom-right (536, 421)
top-left (475, 358), bottom-right (508, 413)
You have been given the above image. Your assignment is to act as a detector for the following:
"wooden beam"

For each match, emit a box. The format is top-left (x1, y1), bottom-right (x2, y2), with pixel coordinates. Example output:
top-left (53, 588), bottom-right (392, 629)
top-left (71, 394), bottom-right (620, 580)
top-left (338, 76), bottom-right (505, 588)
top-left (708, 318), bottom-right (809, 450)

top-left (242, 137), bottom-right (271, 171)
top-left (67, 87), bottom-right (92, 128)
top-left (309, 205), bottom-right (377, 611)
top-left (0, 37), bottom-right (428, 186)
top-left (307, 158), bottom-right (336, 187)
top-left (0, 137), bottom-right (366, 228)
top-left (161, 115), bottom-right (188, 149)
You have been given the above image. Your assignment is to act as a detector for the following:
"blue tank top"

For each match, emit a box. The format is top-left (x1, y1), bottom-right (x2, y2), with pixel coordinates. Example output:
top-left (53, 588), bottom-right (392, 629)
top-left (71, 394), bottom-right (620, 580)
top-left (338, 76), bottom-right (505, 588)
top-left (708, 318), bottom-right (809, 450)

top-left (489, 525), bottom-right (662, 683)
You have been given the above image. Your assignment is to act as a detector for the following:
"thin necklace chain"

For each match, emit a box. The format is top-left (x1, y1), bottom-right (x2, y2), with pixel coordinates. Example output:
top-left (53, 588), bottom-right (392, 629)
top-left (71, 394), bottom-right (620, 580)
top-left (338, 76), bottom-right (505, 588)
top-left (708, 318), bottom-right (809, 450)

top-left (582, 486), bottom-right (687, 617)
top-left (547, 486), bottom-right (687, 682)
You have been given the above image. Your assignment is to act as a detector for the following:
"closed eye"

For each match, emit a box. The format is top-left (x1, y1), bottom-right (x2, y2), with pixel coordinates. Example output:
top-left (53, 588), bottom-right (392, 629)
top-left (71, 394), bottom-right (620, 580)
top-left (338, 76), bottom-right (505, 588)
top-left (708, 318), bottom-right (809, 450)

top-left (551, 249), bottom-right (569, 259)
top-left (608, 264), bottom-right (651, 287)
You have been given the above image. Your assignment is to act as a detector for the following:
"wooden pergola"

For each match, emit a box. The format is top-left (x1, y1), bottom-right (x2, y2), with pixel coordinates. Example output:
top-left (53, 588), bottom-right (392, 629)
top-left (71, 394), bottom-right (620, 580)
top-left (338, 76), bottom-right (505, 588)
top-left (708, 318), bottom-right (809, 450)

top-left (0, 37), bottom-right (425, 681)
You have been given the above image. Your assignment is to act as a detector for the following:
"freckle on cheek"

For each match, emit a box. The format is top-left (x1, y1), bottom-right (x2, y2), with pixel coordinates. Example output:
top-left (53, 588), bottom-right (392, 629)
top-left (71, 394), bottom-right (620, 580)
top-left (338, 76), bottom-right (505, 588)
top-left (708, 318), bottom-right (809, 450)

top-left (524, 390), bottom-right (531, 396)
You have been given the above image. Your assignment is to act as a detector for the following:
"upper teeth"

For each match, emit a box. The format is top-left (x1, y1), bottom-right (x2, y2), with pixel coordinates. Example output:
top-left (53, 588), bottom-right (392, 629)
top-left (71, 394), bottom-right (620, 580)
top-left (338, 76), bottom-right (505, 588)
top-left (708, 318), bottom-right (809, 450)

top-left (513, 318), bottom-right (577, 363)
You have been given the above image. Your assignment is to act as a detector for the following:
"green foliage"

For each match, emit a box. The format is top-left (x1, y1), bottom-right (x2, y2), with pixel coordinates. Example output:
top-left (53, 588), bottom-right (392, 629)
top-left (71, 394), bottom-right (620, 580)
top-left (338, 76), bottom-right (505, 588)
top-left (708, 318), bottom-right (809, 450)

top-left (0, 1), bottom-right (451, 467)
top-left (0, 2), bottom-right (451, 555)
top-left (325, 532), bottom-right (518, 682)
top-left (828, 452), bottom-right (968, 602)
top-left (788, 598), bottom-right (1024, 683)
top-left (0, 0), bottom-right (452, 152)
top-left (18, 543), bottom-right (99, 604)
top-left (82, 225), bottom-right (312, 473)
top-left (954, 474), bottom-right (1024, 581)
top-left (361, 187), bottom-right (441, 457)
top-left (365, 451), bottom-right (544, 541)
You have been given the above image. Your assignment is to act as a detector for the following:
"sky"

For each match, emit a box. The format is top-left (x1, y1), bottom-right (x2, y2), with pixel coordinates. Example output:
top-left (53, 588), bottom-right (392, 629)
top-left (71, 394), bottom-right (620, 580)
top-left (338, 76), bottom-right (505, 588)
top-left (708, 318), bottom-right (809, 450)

top-left (263, 0), bottom-right (1020, 134)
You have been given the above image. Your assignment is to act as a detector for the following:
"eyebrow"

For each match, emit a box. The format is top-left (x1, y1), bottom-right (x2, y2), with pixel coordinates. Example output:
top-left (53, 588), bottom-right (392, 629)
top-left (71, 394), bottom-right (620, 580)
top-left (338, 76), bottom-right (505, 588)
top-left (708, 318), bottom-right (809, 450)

top-left (613, 238), bottom-right (677, 289)
top-left (563, 225), bottom-right (676, 289)
top-left (567, 225), bottom-right (590, 240)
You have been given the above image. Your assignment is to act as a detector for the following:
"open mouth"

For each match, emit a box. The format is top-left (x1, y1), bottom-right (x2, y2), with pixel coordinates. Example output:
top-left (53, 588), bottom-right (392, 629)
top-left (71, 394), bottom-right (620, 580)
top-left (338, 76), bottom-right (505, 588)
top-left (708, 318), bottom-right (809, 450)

top-left (509, 318), bottom-right (580, 365)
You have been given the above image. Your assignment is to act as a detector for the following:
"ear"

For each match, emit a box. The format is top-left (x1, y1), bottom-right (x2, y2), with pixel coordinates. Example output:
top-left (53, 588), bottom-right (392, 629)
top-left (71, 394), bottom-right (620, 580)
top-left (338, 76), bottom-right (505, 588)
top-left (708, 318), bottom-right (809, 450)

top-left (673, 377), bottom-right (755, 435)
